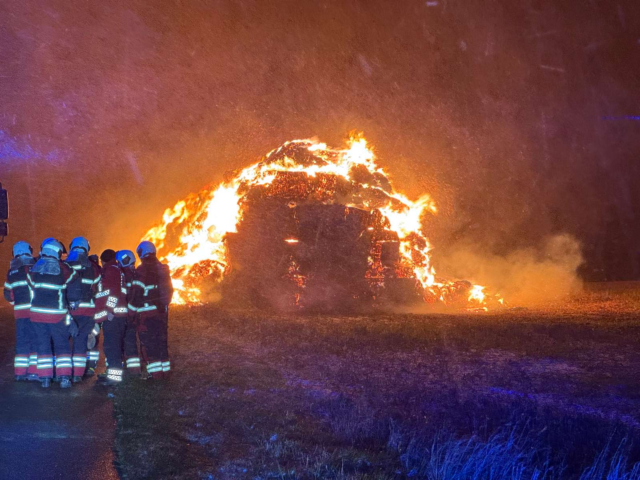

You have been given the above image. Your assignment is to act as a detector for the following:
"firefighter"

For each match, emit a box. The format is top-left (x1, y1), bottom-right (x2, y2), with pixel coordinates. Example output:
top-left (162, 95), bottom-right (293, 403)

top-left (66, 237), bottom-right (101, 382)
top-left (117, 250), bottom-right (142, 376)
top-left (131, 241), bottom-right (173, 379)
top-left (86, 253), bottom-right (102, 375)
top-left (95, 249), bottom-right (128, 385)
top-left (28, 239), bottom-right (82, 388)
top-left (3, 241), bottom-right (38, 381)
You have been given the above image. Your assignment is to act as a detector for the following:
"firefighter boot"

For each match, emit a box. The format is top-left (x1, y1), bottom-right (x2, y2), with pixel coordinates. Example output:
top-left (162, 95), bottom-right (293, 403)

top-left (27, 374), bottom-right (39, 382)
top-left (14, 375), bottom-right (27, 381)
top-left (41, 378), bottom-right (51, 389)
top-left (59, 376), bottom-right (72, 389)
top-left (72, 376), bottom-right (83, 383)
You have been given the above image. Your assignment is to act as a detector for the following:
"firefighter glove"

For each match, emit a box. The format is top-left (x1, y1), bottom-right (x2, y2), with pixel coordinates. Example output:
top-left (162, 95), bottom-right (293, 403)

top-left (68, 320), bottom-right (79, 337)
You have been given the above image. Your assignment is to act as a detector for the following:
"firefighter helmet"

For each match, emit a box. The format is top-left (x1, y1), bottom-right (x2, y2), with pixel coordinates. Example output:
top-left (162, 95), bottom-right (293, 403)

top-left (70, 236), bottom-right (90, 253)
top-left (12, 241), bottom-right (33, 258)
top-left (136, 241), bottom-right (156, 259)
top-left (41, 239), bottom-right (64, 259)
top-left (41, 237), bottom-right (56, 249)
top-left (116, 250), bottom-right (136, 268)
top-left (41, 237), bottom-right (67, 255)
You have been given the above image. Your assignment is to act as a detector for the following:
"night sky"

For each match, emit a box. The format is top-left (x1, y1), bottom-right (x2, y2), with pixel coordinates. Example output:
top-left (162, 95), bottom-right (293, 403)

top-left (1, 0), bottom-right (638, 282)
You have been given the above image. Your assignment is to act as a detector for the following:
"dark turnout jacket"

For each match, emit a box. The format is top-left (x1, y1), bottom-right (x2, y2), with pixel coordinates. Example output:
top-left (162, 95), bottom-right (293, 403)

top-left (94, 260), bottom-right (128, 322)
top-left (4, 256), bottom-right (36, 319)
top-left (131, 255), bottom-right (173, 319)
top-left (28, 256), bottom-right (82, 323)
top-left (66, 250), bottom-right (101, 317)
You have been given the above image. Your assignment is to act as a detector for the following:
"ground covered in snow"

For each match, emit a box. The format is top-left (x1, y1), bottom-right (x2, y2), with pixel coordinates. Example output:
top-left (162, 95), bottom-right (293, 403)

top-left (113, 286), bottom-right (640, 479)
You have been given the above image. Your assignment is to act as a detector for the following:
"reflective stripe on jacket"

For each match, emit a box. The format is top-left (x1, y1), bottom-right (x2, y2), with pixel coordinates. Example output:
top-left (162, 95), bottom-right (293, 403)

top-left (131, 255), bottom-right (173, 319)
top-left (4, 257), bottom-right (36, 319)
top-left (94, 261), bottom-right (128, 321)
top-left (28, 260), bottom-right (81, 324)
top-left (67, 255), bottom-right (101, 317)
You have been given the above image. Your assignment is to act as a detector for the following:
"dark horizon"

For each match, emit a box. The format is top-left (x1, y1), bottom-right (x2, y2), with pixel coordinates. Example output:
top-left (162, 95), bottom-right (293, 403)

top-left (1, 0), bottom-right (639, 282)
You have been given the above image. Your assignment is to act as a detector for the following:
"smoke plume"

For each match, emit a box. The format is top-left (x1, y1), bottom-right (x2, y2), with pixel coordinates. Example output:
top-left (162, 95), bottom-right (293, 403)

top-left (434, 234), bottom-right (584, 306)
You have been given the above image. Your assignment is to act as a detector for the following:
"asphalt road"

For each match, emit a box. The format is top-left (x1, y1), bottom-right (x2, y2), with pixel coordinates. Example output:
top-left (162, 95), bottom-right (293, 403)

top-left (0, 308), bottom-right (120, 480)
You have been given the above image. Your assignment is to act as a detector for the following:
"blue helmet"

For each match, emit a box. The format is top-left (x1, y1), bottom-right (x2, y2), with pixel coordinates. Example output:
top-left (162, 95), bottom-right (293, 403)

top-left (41, 237), bottom-right (56, 249)
top-left (70, 236), bottom-right (90, 253)
top-left (41, 239), bottom-right (64, 259)
top-left (116, 250), bottom-right (136, 268)
top-left (41, 237), bottom-right (67, 255)
top-left (12, 241), bottom-right (33, 258)
top-left (136, 241), bottom-right (156, 259)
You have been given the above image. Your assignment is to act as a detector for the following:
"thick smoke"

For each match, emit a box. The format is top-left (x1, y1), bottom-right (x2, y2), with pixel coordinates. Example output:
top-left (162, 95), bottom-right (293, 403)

top-left (434, 234), bottom-right (584, 306)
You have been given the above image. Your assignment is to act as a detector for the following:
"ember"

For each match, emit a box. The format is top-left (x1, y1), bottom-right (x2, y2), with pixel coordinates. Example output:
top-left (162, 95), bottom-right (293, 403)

top-left (142, 137), bottom-right (502, 310)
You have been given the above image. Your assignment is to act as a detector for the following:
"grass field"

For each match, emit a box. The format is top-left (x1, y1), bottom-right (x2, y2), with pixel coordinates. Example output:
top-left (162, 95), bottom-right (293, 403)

top-left (111, 285), bottom-right (640, 479)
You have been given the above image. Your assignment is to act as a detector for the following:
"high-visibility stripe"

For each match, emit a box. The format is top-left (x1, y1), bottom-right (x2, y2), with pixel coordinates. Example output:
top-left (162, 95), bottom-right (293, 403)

top-left (126, 358), bottom-right (141, 368)
top-left (128, 304), bottom-right (138, 312)
top-left (93, 275), bottom-right (101, 284)
top-left (106, 370), bottom-right (123, 382)
top-left (96, 290), bottom-right (110, 298)
top-left (95, 311), bottom-right (108, 319)
top-left (79, 302), bottom-right (95, 308)
top-left (30, 283), bottom-right (65, 290)
top-left (6, 280), bottom-right (28, 288)
top-left (114, 307), bottom-right (128, 314)
top-left (137, 305), bottom-right (157, 313)
top-left (81, 278), bottom-right (94, 284)
top-left (91, 324), bottom-right (100, 336)
top-left (31, 307), bottom-right (67, 314)
top-left (147, 361), bottom-right (162, 373)
top-left (14, 304), bottom-right (31, 310)
top-left (4, 282), bottom-right (11, 289)
top-left (14, 356), bottom-right (30, 367)
top-left (64, 270), bottom-right (78, 285)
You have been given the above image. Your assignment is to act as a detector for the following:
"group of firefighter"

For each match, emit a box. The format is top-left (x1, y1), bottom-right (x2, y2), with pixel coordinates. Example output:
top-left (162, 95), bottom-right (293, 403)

top-left (3, 236), bottom-right (173, 388)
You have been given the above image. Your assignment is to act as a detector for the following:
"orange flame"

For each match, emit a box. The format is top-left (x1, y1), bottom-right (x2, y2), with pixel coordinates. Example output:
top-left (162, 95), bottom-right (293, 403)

top-left (143, 136), bottom-right (501, 308)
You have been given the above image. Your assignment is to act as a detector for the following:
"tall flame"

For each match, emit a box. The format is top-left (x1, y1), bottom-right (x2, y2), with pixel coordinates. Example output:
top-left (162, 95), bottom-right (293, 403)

top-left (143, 136), bottom-right (499, 308)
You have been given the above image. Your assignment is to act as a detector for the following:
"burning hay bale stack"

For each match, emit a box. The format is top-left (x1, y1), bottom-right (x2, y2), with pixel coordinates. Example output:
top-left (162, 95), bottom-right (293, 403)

top-left (142, 136), bottom-right (502, 311)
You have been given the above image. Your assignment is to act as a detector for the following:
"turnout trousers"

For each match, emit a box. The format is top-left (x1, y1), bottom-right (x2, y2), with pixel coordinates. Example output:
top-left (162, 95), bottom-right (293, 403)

top-left (70, 315), bottom-right (94, 377)
top-left (32, 320), bottom-right (72, 378)
top-left (124, 315), bottom-right (141, 375)
top-left (86, 324), bottom-right (100, 373)
top-left (14, 318), bottom-right (38, 376)
top-left (138, 313), bottom-right (170, 379)
top-left (102, 317), bottom-right (127, 370)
